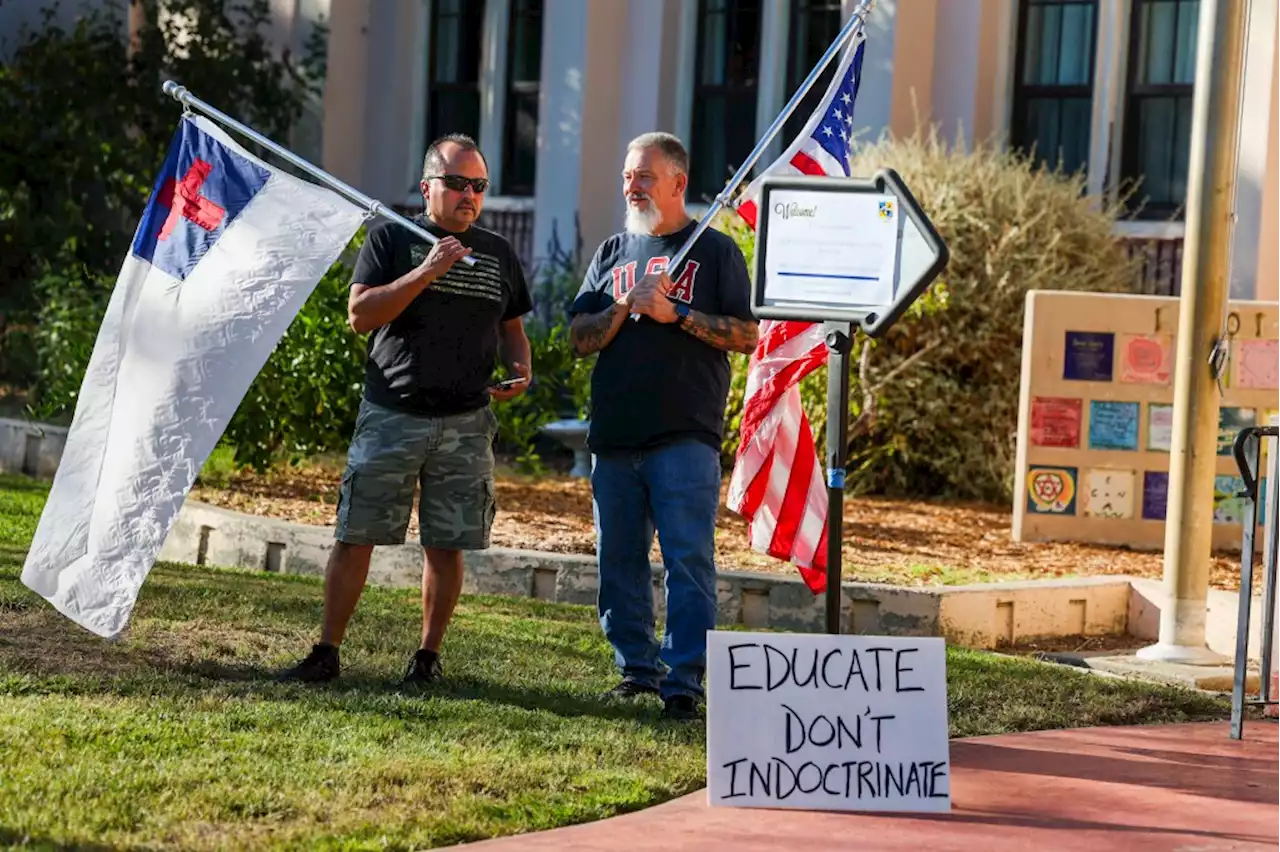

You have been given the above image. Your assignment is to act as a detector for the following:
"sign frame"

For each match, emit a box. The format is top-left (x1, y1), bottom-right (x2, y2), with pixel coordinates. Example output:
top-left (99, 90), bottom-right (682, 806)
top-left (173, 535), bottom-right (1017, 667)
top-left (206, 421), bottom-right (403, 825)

top-left (704, 630), bottom-right (953, 814)
top-left (750, 167), bottom-right (949, 339)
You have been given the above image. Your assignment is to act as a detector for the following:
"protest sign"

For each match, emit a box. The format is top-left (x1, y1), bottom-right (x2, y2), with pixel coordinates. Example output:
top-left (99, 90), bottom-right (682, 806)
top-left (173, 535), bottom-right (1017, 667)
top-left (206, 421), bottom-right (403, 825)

top-left (706, 632), bottom-right (950, 813)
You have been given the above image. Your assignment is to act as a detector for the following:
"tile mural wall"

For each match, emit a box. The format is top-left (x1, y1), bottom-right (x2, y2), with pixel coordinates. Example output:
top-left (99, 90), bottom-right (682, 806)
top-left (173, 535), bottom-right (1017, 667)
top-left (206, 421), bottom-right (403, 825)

top-left (1013, 291), bottom-right (1279, 551)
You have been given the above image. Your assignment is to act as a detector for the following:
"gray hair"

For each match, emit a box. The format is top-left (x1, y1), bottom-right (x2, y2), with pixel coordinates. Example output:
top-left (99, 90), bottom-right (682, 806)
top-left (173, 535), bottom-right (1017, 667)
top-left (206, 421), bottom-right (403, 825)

top-left (626, 131), bottom-right (689, 177)
top-left (422, 133), bottom-right (487, 179)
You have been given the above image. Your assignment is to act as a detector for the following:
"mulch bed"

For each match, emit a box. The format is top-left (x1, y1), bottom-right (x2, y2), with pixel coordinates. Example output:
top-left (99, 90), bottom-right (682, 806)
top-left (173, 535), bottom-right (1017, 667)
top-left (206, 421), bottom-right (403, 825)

top-left (188, 455), bottom-right (1244, 590)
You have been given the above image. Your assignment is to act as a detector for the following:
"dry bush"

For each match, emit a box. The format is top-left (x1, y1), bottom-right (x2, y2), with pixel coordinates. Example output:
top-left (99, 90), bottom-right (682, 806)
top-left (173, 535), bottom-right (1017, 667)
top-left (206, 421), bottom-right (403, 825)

top-left (719, 124), bottom-right (1141, 502)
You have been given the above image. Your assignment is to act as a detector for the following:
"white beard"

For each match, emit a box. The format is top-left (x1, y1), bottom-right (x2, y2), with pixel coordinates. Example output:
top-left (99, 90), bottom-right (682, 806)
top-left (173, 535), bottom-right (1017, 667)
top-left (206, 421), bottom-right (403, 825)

top-left (624, 196), bottom-right (663, 235)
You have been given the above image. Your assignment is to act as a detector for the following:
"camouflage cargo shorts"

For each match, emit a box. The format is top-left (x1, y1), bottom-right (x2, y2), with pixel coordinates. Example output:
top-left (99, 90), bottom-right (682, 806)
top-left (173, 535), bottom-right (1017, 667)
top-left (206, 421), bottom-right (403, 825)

top-left (334, 398), bottom-right (498, 550)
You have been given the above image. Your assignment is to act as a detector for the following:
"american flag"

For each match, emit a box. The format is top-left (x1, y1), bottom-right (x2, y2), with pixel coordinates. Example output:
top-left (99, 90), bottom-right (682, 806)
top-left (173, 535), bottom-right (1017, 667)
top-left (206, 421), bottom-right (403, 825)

top-left (726, 31), bottom-right (867, 595)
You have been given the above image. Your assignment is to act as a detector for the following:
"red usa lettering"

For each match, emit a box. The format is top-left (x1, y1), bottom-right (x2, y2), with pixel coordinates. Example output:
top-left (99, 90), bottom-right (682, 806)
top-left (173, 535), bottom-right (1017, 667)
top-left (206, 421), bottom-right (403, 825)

top-left (608, 255), bottom-right (700, 303)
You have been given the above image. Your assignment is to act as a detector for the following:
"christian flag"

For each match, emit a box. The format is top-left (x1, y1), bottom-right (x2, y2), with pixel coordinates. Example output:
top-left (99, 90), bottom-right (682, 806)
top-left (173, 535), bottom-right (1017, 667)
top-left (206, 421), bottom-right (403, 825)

top-left (21, 114), bottom-right (365, 638)
top-left (726, 29), bottom-right (867, 594)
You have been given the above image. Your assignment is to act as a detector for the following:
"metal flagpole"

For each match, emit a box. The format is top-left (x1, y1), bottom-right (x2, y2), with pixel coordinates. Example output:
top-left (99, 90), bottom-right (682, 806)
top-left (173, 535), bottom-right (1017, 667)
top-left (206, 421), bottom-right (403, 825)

top-left (669, 0), bottom-right (875, 271)
top-left (630, 0), bottom-right (875, 321)
top-left (161, 80), bottom-right (477, 267)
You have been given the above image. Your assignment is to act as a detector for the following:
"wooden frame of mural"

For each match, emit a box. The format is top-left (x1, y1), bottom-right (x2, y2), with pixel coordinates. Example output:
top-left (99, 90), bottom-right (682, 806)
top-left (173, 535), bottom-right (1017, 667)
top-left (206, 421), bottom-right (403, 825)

top-left (1013, 290), bottom-right (1278, 551)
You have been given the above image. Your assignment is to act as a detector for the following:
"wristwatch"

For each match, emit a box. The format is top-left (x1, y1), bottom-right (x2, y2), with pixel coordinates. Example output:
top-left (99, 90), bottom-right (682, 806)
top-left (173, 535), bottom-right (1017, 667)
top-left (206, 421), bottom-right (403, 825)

top-left (675, 302), bottom-right (691, 327)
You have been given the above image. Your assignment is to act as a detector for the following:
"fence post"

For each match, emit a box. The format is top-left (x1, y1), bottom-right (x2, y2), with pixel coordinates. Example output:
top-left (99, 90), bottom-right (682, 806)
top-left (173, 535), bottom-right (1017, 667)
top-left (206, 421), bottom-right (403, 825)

top-left (1230, 424), bottom-right (1279, 739)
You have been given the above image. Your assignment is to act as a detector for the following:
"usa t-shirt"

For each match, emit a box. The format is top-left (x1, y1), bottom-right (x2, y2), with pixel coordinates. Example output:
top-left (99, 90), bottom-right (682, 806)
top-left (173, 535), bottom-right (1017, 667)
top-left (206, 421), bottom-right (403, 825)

top-left (351, 215), bottom-right (533, 417)
top-left (569, 219), bottom-right (756, 454)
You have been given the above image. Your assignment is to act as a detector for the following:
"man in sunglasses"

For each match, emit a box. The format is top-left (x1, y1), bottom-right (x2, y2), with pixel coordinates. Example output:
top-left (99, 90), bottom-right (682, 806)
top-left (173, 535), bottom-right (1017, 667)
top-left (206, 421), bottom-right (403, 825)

top-left (567, 132), bottom-right (759, 720)
top-left (278, 133), bottom-right (533, 687)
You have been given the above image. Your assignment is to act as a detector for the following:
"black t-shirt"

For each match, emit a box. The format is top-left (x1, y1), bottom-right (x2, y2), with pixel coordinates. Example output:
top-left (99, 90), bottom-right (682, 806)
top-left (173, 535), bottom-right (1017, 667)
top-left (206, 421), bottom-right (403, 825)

top-left (569, 219), bottom-right (756, 453)
top-left (351, 215), bottom-right (533, 417)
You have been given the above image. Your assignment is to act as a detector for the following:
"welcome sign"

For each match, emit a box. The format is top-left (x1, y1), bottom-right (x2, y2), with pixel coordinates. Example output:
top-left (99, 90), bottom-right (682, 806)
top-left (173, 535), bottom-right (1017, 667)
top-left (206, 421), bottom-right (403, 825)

top-left (705, 632), bottom-right (951, 813)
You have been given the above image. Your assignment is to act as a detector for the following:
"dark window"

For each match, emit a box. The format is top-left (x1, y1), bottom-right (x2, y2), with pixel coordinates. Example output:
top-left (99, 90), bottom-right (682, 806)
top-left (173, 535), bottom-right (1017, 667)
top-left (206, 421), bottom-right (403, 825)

top-left (426, 0), bottom-right (486, 147)
top-left (783, 0), bottom-right (844, 145)
top-left (690, 0), bottom-right (762, 202)
top-left (1009, 0), bottom-right (1097, 177)
top-left (1121, 0), bottom-right (1199, 218)
top-left (502, 0), bottom-right (542, 197)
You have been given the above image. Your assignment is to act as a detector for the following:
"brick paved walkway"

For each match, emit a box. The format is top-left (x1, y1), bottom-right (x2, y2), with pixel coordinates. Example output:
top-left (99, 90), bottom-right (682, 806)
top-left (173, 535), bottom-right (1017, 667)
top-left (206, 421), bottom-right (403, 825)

top-left (451, 721), bottom-right (1278, 851)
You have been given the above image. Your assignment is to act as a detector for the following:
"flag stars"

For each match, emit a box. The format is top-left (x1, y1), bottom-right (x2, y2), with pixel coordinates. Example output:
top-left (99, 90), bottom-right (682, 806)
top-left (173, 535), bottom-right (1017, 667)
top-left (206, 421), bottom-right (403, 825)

top-left (822, 126), bottom-right (834, 137)
top-left (841, 92), bottom-right (852, 105)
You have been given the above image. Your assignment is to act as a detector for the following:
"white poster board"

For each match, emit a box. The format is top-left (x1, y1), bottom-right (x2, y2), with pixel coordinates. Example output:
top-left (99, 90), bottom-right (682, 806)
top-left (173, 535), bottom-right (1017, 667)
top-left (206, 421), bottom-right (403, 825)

top-left (748, 170), bottom-right (949, 338)
top-left (761, 189), bottom-right (900, 309)
top-left (706, 632), bottom-right (951, 813)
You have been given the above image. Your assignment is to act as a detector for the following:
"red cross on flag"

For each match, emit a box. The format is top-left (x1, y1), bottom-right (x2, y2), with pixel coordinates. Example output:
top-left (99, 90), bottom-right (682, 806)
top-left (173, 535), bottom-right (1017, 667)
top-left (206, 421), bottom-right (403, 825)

top-left (21, 115), bottom-right (367, 639)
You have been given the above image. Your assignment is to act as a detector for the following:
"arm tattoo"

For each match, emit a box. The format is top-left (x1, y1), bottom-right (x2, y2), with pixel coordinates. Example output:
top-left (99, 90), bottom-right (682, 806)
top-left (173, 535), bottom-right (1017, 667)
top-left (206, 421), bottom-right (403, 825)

top-left (570, 302), bottom-right (626, 357)
top-left (682, 310), bottom-right (759, 354)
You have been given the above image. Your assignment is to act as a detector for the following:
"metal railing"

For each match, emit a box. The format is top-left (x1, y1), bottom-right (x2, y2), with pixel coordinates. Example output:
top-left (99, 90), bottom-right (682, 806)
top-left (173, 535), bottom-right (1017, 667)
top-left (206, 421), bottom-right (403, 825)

top-left (1121, 235), bottom-right (1184, 297)
top-left (1230, 424), bottom-right (1279, 739)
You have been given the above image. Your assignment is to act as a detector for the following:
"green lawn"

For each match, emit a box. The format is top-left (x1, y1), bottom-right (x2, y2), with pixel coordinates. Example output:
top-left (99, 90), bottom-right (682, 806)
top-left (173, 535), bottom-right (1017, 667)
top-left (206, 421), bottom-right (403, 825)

top-left (0, 473), bottom-right (1233, 850)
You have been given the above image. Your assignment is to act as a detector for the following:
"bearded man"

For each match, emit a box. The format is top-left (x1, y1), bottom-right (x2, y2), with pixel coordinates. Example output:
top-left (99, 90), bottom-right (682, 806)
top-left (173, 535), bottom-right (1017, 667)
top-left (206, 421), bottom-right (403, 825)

top-left (566, 131), bottom-right (759, 720)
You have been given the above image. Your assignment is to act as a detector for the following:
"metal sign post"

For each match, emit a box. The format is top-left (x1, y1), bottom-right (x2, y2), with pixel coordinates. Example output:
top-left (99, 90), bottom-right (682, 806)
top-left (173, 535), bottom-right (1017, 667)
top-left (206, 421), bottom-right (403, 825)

top-left (751, 168), bottom-right (949, 633)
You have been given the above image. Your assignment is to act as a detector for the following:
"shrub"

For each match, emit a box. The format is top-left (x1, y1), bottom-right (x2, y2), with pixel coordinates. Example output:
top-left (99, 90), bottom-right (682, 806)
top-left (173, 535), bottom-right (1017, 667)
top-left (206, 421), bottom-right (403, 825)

top-left (1, 0), bottom-right (325, 386)
top-left (717, 125), bottom-right (1139, 502)
top-left (31, 229), bottom-right (595, 474)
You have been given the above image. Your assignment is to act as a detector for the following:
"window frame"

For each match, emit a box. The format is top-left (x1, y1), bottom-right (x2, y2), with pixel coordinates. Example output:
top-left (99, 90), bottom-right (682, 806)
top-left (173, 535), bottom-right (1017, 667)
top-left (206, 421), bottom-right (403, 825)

top-left (1118, 0), bottom-right (1199, 220)
top-left (499, 0), bottom-right (543, 198)
top-left (423, 0), bottom-right (487, 154)
top-left (1007, 0), bottom-right (1100, 177)
top-left (688, 0), bottom-right (765, 202)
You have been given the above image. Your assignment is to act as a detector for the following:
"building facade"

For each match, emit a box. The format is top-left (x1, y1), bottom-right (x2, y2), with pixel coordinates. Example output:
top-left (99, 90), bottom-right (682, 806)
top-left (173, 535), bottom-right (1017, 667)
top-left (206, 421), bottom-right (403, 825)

top-left (6, 0), bottom-right (1275, 299)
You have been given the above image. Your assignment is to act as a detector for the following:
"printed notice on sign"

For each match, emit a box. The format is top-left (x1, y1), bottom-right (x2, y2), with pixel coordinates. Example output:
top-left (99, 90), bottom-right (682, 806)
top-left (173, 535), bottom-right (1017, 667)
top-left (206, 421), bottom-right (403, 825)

top-left (762, 189), bottom-right (899, 309)
top-left (706, 632), bottom-right (951, 813)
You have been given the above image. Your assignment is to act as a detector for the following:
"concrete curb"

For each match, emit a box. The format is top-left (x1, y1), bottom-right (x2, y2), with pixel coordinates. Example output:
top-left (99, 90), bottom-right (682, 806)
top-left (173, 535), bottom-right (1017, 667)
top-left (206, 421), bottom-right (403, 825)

top-left (0, 417), bottom-right (68, 479)
top-left (6, 414), bottom-right (1269, 653)
top-left (159, 499), bottom-right (1137, 645)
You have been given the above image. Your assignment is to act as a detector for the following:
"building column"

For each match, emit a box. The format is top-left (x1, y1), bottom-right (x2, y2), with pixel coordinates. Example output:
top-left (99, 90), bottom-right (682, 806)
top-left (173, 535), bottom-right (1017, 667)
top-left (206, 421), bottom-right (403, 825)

top-left (847, 0), bottom-right (895, 146)
top-left (479, 0), bottom-right (512, 195)
top-left (1230, 0), bottom-right (1278, 300)
top-left (613, 0), bottom-right (670, 224)
top-left (929, 0), bottom-right (982, 149)
top-left (319, 0), bottom-right (420, 204)
top-left (531, 0), bottom-right (630, 282)
top-left (320, 0), bottom-right (372, 189)
top-left (1257, 48), bottom-right (1279, 303)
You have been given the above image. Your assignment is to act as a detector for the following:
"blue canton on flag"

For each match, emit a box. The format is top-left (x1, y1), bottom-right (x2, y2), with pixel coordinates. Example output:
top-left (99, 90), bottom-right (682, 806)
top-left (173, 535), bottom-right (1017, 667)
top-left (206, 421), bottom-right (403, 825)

top-left (132, 119), bottom-right (271, 281)
top-left (811, 38), bottom-right (866, 176)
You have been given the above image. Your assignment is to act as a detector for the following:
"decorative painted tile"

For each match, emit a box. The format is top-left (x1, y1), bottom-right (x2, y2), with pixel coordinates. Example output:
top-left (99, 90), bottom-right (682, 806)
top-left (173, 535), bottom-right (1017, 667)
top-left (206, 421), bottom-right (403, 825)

top-left (1064, 331), bottom-right (1114, 381)
top-left (1212, 475), bottom-right (1247, 525)
top-left (1147, 403), bottom-right (1174, 452)
top-left (1031, 397), bottom-right (1082, 448)
top-left (1084, 469), bottom-right (1135, 519)
top-left (1088, 400), bottom-right (1140, 451)
top-left (1026, 465), bottom-right (1077, 515)
top-left (1217, 407), bottom-right (1258, 456)
top-left (1233, 339), bottom-right (1278, 390)
top-left (1119, 333), bottom-right (1173, 385)
top-left (1142, 471), bottom-right (1168, 521)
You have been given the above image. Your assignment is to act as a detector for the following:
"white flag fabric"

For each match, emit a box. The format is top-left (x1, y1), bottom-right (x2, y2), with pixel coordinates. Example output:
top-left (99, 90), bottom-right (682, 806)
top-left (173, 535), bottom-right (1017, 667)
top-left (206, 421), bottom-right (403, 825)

top-left (21, 114), bottom-right (366, 638)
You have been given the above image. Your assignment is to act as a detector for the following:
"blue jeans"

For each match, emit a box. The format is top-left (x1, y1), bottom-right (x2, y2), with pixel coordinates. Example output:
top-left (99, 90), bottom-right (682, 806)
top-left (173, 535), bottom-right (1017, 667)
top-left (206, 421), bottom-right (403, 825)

top-left (591, 438), bottom-right (720, 700)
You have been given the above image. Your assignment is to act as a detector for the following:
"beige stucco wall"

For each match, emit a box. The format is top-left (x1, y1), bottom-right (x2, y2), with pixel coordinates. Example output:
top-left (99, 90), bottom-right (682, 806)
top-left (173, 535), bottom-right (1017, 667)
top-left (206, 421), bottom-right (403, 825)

top-left (887, 0), bottom-right (1008, 143)
top-left (1259, 35), bottom-right (1279, 304)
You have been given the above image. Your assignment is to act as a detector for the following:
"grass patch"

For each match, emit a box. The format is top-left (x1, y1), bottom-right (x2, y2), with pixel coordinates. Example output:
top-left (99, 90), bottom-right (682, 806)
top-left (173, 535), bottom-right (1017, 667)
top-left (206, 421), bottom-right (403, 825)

top-left (0, 473), bottom-right (1232, 850)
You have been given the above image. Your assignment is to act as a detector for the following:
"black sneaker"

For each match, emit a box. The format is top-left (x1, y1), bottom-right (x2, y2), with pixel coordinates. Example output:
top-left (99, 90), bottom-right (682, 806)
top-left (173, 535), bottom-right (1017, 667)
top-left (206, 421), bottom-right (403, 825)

top-left (403, 649), bottom-right (443, 685)
top-left (599, 679), bottom-right (659, 702)
top-left (277, 643), bottom-right (339, 683)
top-left (661, 694), bottom-right (701, 721)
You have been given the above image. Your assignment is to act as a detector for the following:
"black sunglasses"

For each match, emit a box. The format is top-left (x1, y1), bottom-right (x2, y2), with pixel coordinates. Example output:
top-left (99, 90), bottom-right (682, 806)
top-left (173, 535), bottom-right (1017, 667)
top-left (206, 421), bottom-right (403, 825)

top-left (426, 174), bottom-right (490, 193)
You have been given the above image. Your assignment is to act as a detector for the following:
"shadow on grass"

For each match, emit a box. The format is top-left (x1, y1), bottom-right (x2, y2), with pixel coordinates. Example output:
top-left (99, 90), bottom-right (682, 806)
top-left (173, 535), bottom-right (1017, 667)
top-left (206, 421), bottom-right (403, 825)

top-left (0, 827), bottom-right (125, 852)
top-left (0, 602), bottom-right (677, 728)
top-left (0, 473), bottom-right (51, 496)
